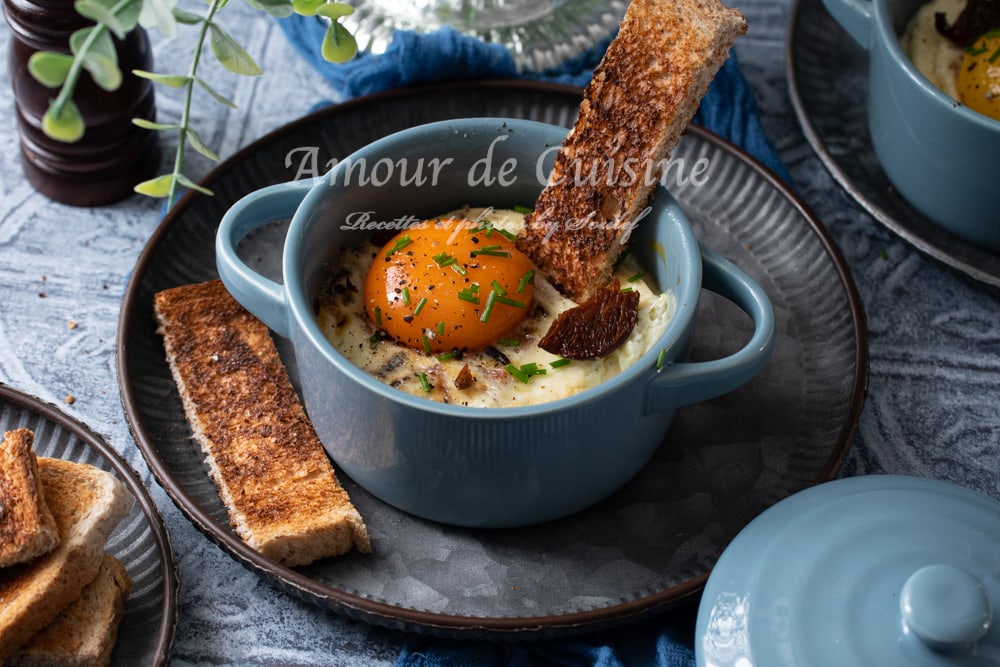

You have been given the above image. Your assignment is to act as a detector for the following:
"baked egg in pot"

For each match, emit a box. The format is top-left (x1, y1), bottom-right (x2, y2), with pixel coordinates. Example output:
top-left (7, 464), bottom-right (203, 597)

top-left (216, 118), bottom-right (775, 528)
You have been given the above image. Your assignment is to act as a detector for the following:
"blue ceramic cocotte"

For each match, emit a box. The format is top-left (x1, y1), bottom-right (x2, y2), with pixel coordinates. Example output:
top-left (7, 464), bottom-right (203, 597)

top-left (823, 0), bottom-right (1000, 250)
top-left (216, 118), bottom-right (775, 528)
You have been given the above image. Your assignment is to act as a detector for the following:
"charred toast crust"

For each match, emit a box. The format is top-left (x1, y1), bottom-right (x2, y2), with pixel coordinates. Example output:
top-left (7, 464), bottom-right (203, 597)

top-left (517, 0), bottom-right (747, 301)
top-left (154, 280), bottom-right (371, 567)
top-left (0, 429), bottom-right (60, 568)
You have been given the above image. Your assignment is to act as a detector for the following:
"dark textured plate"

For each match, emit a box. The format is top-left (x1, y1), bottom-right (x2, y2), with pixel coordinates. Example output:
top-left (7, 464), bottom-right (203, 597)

top-left (786, 0), bottom-right (1000, 292)
top-left (0, 383), bottom-right (177, 664)
top-left (117, 80), bottom-right (867, 638)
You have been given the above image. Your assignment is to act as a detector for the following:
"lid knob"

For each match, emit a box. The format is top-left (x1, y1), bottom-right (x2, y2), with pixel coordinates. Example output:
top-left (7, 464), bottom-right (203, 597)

top-left (900, 564), bottom-right (993, 649)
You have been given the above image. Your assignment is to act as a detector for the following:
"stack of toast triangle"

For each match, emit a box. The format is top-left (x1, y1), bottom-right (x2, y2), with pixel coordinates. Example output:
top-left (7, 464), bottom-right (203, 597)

top-left (0, 428), bottom-right (134, 666)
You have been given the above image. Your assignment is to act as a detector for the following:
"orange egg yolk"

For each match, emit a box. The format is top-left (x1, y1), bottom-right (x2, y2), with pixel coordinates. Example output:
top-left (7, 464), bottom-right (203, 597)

top-left (364, 218), bottom-right (536, 354)
top-left (958, 35), bottom-right (1000, 122)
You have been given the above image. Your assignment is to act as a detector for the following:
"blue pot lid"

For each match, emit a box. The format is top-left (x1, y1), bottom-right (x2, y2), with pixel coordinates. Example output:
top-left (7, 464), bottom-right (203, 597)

top-left (696, 475), bottom-right (1000, 667)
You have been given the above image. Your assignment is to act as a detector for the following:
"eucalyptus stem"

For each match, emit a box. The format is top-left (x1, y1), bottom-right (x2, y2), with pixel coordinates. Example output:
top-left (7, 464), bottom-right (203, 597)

top-left (167, 0), bottom-right (225, 210)
top-left (44, 0), bottom-right (137, 133)
top-left (49, 24), bottom-right (104, 118)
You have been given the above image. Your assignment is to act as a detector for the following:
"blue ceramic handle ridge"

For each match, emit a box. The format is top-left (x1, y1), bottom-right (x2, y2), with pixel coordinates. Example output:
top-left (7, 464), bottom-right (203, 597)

top-left (215, 178), bottom-right (317, 337)
top-left (644, 244), bottom-right (775, 415)
top-left (822, 0), bottom-right (873, 48)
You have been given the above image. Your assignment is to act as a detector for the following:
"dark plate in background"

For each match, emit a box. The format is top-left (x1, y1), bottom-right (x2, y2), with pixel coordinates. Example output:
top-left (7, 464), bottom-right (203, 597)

top-left (117, 80), bottom-right (867, 638)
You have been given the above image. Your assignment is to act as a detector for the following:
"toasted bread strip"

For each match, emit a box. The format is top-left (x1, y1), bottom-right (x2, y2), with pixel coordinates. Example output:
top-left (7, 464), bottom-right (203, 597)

top-left (0, 458), bottom-right (132, 662)
top-left (0, 429), bottom-right (60, 568)
top-left (154, 280), bottom-right (371, 567)
top-left (517, 0), bottom-right (747, 301)
top-left (9, 554), bottom-right (133, 667)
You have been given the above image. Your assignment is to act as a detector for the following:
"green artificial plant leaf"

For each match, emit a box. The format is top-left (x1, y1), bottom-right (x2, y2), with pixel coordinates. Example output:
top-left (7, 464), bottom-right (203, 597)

top-left (133, 174), bottom-right (176, 197)
top-left (132, 69), bottom-right (191, 88)
top-left (172, 6), bottom-right (202, 23)
top-left (290, 0), bottom-right (325, 15)
top-left (139, 0), bottom-right (178, 38)
top-left (185, 127), bottom-right (219, 161)
top-left (176, 173), bottom-right (214, 195)
top-left (196, 77), bottom-right (237, 108)
top-left (70, 27), bottom-right (122, 91)
top-left (321, 20), bottom-right (357, 63)
top-left (208, 23), bottom-right (263, 76)
top-left (315, 1), bottom-right (353, 19)
top-left (42, 100), bottom-right (85, 142)
top-left (73, 0), bottom-right (131, 39)
top-left (244, 0), bottom-right (293, 18)
top-left (27, 51), bottom-right (75, 88)
top-left (131, 118), bottom-right (181, 130)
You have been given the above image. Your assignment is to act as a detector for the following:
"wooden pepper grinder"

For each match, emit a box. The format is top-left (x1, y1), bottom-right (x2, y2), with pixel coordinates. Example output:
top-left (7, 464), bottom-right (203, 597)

top-left (3, 0), bottom-right (160, 206)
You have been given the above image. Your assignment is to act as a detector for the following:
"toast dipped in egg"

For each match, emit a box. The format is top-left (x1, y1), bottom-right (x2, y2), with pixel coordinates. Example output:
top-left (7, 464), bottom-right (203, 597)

top-left (517, 0), bottom-right (747, 302)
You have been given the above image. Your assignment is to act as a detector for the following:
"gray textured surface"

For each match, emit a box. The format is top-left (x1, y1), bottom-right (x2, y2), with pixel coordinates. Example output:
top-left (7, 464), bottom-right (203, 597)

top-left (1, 0), bottom-right (998, 663)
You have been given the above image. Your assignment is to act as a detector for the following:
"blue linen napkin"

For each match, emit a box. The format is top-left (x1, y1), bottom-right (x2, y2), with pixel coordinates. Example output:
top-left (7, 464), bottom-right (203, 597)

top-left (276, 15), bottom-right (790, 182)
top-left (276, 15), bottom-right (787, 667)
top-left (396, 606), bottom-right (699, 667)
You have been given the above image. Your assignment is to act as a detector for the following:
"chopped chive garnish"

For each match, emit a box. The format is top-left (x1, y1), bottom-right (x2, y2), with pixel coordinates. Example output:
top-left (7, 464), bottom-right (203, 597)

top-left (517, 270), bottom-right (535, 293)
top-left (458, 285), bottom-right (480, 303)
top-left (401, 286), bottom-right (411, 306)
top-left (513, 204), bottom-right (533, 214)
top-left (495, 295), bottom-right (525, 308)
top-left (490, 280), bottom-right (507, 296)
top-left (436, 350), bottom-right (454, 361)
top-left (968, 45), bottom-right (989, 55)
top-left (472, 245), bottom-right (511, 258)
top-left (990, 45), bottom-right (1000, 63)
top-left (497, 228), bottom-right (517, 242)
top-left (413, 297), bottom-right (427, 315)
top-left (385, 235), bottom-right (412, 258)
top-left (450, 263), bottom-right (468, 276)
top-left (498, 337), bottom-right (520, 347)
top-left (432, 252), bottom-right (457, 267)
top-left (550, 358), bottom-right (571, 368)
top-left (480, 290), bottom-right (498, 322)
top-left (621, 286), bottom-right (634, 292)
top-left (419, 373), bottom-right (432, 392)
top-left (656, 348), bottom-right (668, 370)
top-left (369, 332), bottom-right (382, 346)
top-left (471, 220), bottom-right (494, 237)
top-left (505, 362), bottom-right (547, 383)
top-left (421, 335), bottom-right (432, 354)
top-left (505, 363), bottom-right (530, 383)
top-left (436, 321), bottom-right (445, 336)
top-left (374, 306), bottom-right (382, 327)
top-left (627, 271), bottom-right (645, 283)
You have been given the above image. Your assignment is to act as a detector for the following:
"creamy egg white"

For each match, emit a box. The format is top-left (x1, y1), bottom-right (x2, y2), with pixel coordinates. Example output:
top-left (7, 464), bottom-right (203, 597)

top-left (316, 207), bottom-right (674, 407)
top-left (901, 0), bottom-right (966, 100)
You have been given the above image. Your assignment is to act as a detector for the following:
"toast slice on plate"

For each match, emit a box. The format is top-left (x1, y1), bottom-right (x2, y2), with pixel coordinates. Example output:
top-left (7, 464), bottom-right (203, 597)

top-left (0, 458), bottom-right (132, 662)
top-left (0, 429), bottom-right (60, 568)
top-left (517, 0), bottom-right (747, 301)
top-left (154, 279), bottom-right (371, 567)
top-left (8, 554), bottom-right (133, 667)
